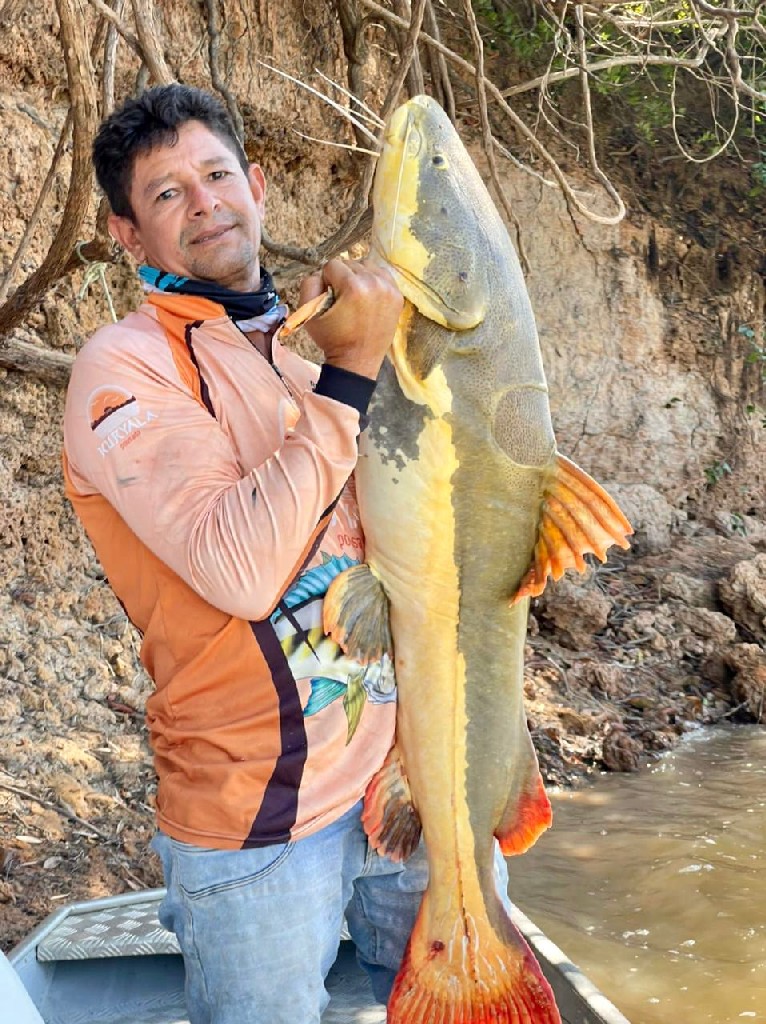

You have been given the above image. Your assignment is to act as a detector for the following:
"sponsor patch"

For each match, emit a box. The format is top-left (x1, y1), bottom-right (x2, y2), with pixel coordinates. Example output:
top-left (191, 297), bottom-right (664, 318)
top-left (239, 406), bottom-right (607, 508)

top-left (87, 385), bottom-right (158, 457)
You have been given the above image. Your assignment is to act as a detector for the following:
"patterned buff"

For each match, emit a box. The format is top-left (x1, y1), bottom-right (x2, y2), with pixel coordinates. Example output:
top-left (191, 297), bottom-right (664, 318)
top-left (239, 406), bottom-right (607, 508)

top-left (139, 264), bottom-right (287, 334)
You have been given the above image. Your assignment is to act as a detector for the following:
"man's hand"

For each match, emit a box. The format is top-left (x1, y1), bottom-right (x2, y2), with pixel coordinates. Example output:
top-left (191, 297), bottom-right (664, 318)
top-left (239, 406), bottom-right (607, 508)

top-left (298, 258), bottom-right (403, 380)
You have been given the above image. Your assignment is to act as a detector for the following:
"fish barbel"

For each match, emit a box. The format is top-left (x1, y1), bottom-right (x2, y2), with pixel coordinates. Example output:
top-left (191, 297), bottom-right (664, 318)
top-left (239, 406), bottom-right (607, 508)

top-left (293, 94), bottom-right (632, 1023)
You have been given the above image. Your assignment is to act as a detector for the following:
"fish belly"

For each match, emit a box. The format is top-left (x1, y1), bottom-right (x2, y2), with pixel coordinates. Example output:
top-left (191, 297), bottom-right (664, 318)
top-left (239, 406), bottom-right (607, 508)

top-left (357, 361), bottom-right (560, 1023)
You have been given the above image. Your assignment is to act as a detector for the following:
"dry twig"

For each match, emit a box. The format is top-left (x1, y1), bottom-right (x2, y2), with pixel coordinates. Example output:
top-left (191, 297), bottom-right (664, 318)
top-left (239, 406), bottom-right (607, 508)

top-left (0, 780), bottom-right (113, 843)
top-left (0, 0), bottom-right (99, 338)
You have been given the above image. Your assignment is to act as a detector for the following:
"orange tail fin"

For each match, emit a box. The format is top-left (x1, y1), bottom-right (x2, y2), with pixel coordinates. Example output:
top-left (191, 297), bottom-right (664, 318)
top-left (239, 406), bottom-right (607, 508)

top-left (388, 896), bottom-right (561, 1024)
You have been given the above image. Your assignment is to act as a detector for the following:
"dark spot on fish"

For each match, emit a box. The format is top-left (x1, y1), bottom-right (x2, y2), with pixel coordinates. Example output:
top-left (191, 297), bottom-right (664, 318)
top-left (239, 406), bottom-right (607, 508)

top-left (429, 940), bottom-right (445, 958)
top-left (458, 271), bottom-right (468, 282)
top-left (252, 487), bottom-right (258, 504)
top-left (368, 358), bottom-right (430, 470)
top-left (440, 206), bottom-right (448, 216)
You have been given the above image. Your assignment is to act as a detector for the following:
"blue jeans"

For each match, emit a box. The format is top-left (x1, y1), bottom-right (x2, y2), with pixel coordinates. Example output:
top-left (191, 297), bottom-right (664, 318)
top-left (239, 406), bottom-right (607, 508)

top-left (151, 800), bottom-right (428, 1024)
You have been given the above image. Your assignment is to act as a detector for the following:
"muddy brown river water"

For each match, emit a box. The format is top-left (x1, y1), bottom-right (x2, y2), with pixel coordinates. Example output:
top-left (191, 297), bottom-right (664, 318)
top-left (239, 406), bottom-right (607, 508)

top-left (507, 725), bottom-right (766, 1024)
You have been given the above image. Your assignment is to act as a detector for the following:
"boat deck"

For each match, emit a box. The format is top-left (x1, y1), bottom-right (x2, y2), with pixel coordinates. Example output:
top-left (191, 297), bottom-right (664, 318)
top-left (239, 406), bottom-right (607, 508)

top-left (8, 889), bottom-right (630, 1024)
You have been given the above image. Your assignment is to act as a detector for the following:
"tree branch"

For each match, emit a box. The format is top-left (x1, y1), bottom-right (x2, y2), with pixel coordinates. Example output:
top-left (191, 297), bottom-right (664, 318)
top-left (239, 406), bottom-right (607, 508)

top-left (0, 331), bottom-right (74, 383)
top-left (0, 0), bottom-right (99, 339)
top-left (84, 0), bottom-right (142, 56)
top-left (205, 0), bottom-right (245, 141)
top-left (130, 0), bottom-right (173, 84)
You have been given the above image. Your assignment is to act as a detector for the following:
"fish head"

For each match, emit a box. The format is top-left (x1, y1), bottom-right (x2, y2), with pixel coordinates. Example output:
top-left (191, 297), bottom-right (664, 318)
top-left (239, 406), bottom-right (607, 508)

top-left (371, 95), bottom-right (493, 333)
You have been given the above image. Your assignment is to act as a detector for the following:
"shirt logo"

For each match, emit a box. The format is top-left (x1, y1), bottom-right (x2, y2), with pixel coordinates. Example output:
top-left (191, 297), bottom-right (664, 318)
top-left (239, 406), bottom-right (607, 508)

top-left (87, 385), bottom-right (157, 457)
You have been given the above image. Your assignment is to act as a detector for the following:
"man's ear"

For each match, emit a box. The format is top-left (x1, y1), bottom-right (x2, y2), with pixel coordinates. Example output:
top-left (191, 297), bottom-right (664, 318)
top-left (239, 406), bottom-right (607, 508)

top-left (248, 164), bottom-right (266, 218)
top-left (108, 212), bottom-right (146, 264)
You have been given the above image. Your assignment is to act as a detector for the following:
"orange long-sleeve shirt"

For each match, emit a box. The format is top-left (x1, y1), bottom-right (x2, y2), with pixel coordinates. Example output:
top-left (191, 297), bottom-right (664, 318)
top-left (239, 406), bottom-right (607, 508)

top-left (63, 291), bottom-right (396, 849)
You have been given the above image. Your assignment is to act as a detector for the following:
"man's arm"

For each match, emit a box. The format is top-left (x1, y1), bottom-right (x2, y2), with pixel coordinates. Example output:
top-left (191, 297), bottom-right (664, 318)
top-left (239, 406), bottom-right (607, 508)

top-left (64, 261), bottom-right (402, 622)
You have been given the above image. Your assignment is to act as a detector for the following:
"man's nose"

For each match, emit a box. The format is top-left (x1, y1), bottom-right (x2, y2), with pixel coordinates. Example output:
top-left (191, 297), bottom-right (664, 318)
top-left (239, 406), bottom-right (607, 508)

top-left (188, 182), bottom-right (220, 217)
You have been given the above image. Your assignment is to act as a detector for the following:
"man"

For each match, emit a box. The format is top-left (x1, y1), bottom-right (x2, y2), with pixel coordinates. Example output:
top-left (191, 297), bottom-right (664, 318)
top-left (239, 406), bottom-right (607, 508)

top-left (63, 83), bottom-right (426, 1024)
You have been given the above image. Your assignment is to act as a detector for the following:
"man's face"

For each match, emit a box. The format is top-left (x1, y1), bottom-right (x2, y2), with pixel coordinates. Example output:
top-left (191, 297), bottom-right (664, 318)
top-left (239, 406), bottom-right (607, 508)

top-left (109, 120), bottom-right (266, 292)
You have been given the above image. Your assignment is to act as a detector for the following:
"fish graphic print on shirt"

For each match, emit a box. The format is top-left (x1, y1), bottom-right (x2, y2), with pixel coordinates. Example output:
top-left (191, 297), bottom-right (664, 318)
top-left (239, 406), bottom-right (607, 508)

top-left (271, 494), bottom-right (396, 744)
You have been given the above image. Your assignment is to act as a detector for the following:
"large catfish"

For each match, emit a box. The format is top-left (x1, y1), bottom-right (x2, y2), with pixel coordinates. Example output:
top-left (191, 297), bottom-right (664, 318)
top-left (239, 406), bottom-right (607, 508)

top-left (295, 94), bottom-right (632, 1023)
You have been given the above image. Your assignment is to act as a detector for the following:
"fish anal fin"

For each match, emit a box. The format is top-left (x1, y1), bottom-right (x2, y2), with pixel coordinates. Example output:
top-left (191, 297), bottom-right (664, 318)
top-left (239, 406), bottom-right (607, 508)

top-left (323, 563), bottom-right (392, 663)
top-left (388, 899), bottom-right (561, 1024)
top-left (362, 745), bottom-right (421, 862)
top-left (511, 453), bottom-right (633, 605)
top-left (496, 772), bottom-right (552, 857)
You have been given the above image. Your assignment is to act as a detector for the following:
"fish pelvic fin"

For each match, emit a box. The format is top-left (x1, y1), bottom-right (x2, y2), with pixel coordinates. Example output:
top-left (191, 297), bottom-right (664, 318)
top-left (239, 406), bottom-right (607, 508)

top-left (496, 772), bottom-right (552, 857)
top-left (511, 453), bottom-right (633, 604)
top-left (323, 563), bottom-right (393, 663)
top-left (388, 893), bottom-right (561, 1024)
top-left (362, 745), bottom-right (422, 862)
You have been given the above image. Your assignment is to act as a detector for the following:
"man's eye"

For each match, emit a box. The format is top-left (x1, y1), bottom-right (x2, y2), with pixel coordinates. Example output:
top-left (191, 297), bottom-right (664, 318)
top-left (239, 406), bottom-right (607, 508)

top-left (157, 189), bottom-right (176, 202)
top-left (209, 170), bottom-right (228, 181)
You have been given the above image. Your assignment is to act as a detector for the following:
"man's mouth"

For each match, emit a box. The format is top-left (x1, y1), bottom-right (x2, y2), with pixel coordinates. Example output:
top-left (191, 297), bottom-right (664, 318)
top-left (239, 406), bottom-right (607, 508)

top-left (190, 224), bottom-right (235, 245)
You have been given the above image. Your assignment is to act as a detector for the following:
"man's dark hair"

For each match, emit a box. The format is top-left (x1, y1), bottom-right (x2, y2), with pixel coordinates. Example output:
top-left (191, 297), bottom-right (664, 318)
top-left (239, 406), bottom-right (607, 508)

top-left (93, 84), bottom-right (249, 221)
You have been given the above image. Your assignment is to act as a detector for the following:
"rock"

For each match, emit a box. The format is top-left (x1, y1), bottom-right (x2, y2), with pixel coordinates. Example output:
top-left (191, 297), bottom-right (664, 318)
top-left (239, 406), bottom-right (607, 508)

top-left (676, 606), bottom-right (737, 644)
top-left (700, 652), bottom-right (728, 686)
top-left (712, 511), bottom-right (766, 547)
top-left (723, 644), bottom-right (766, 722)
top-left (719, 554), bottom-right (766, 644)
top-left (607, 483), bottom-right (674, 554)
top-left (579, 662), bottom-right (632, 698)
top-left (536, 576), bottom-right (613, 648)
top-left (660, 570), bottom-right (717, 609)
top-left (601, 724), bottom-right (643, 771)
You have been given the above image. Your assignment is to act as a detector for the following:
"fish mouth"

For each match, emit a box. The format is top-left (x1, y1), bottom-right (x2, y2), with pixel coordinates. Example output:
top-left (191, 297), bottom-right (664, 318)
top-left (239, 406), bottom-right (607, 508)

top-left (370, 239), bottom-right (483, 332)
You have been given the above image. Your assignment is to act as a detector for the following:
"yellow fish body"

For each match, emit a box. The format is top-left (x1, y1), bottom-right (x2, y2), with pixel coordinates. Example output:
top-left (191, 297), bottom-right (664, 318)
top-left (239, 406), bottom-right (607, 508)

top-left (320, 95), bottom-right (632, 1024)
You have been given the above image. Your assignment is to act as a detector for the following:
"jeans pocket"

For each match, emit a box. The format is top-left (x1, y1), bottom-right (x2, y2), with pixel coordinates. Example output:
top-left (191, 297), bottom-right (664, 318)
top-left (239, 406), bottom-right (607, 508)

top-left (168, 838), bottom-right (295, 901)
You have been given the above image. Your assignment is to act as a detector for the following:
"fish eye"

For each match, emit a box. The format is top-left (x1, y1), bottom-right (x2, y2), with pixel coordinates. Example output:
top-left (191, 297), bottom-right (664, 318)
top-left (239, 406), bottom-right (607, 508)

top-left (432, 153), bottom-right (446, 167)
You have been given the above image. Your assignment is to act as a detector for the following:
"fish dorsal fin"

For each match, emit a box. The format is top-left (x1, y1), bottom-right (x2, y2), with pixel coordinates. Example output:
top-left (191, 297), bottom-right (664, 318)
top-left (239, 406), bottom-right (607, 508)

top-left (511, 454), bottom-right (633, 604)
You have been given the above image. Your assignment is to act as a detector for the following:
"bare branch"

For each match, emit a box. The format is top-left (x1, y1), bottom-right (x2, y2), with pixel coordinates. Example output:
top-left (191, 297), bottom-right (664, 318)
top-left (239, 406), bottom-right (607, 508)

top-left (574, 5), bottom-right (626, 221)
top-left (335, 0), bottom-right (372, 149)
top-left (102, 0), bottom-right (126, 117)
top-left (501, 51), bottom-right (711, 98)
top-left (0, 4), bottom-right (112, 306)
top-left (0, 0), bottom-right (100, 338)
top-left (359, 0), bottom-right (625, 224)
top-left (377, 0), bottom-right (428, 123)
top-left (423, 0), bottom-right (456, 123)
top-left (130, 0), bottom-right (173, 85)
top-left (0, 115), bottom-right (72, 305)
top-left (205, 0), bottom-right (245, 141)
top-left (85, 0), bottom-right (141, 56)
top-left (461, 0), bottom-right (530, 273)
top-left (392, 0), bottom-right (426, 97)
top-left (0, 331), bottom-right (74, 384)
top-left (257, 61), bottom-right (381, 143)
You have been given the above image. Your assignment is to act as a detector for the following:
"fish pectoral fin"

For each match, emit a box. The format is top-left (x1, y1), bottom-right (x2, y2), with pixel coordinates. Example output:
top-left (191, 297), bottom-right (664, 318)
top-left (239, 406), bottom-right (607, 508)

top-left (511, 453), bottom-right (634, 604)
top-left (323, 563), bottom-right (393, 663)
top-left (362, 745), bottom-right (422, 862)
